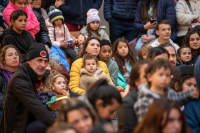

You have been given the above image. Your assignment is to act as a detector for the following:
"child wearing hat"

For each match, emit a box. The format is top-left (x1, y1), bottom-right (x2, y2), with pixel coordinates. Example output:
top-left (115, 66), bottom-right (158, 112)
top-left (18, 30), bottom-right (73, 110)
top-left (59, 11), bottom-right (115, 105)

top-left (45, 9), bottom-right (77, 67)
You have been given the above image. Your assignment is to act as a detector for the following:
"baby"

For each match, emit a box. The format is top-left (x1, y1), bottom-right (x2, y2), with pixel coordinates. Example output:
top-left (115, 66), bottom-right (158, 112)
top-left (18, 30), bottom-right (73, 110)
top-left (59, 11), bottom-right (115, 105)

top-left (79, 54), bottom-right (114, 91)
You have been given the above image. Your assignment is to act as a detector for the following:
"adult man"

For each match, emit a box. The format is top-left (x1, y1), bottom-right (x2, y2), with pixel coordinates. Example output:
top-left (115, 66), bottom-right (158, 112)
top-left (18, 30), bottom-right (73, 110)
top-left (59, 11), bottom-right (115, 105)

top-left (0, 43), bottom-right (55, 133)
top-left (151, 20), bottom-right (179, 51)
top-left (104, 0), bottom-right (139, 43)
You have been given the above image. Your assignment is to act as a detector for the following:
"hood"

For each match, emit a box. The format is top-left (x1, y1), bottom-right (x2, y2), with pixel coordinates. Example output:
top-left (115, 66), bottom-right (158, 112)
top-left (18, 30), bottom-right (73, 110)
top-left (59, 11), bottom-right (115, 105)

top-left (80, 67), bottom-right (103, 76)
top-left (0, 28), bottom-right (19, 42)
top-left (138, 83), bottom-right (160, 99)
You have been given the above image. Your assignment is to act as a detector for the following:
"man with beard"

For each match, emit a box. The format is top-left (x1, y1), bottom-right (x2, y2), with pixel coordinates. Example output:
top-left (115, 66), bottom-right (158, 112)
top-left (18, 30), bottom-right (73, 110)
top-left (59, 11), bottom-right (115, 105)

top-left (0, 43), bottom-right (55, 133)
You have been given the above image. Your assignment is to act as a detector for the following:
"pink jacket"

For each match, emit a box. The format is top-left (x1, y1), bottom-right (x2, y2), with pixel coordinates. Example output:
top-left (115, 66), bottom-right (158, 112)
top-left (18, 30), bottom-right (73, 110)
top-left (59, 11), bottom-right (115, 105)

top-left (45, 19), bottom-right (72, 47)
top-left (3, 2), bottom-right (40, 38)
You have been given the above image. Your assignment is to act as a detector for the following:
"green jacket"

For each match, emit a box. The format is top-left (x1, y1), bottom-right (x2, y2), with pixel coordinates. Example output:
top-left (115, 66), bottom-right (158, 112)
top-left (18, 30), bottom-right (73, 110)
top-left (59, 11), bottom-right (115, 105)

top-left (80, 25), bottom-right (110, 41)
top-left (105, 58), bottom-right (118, 86)
top-left (117, 70), bottom-right (127, 89)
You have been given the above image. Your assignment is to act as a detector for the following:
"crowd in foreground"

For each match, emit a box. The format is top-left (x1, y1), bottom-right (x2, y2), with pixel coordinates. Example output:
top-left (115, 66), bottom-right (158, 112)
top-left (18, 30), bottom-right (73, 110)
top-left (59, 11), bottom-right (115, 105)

top-left (0, 0), bottom-right (200, 133)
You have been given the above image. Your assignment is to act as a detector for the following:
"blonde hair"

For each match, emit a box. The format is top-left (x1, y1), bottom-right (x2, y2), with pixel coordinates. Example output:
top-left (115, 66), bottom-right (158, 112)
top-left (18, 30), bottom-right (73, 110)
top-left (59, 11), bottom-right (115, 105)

top-left (138, 44), bottom-right (152, 60)
top-left (38, 73), bottom-right (67, 93)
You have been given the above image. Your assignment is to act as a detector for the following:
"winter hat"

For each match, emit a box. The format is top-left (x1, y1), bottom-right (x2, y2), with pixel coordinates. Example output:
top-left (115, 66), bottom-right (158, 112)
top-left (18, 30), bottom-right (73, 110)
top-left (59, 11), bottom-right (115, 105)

top-left (27, 43), bottom-right (49, 61)
top-left (48, 9), bottom-right (64, 24)
top-left (87, 9), bottom-right (100, 24)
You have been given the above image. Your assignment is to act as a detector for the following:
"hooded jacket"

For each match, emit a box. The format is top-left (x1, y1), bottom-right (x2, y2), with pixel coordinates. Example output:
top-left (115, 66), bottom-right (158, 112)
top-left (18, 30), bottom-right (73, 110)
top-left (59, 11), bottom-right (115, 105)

top-left (0, 68), bottom-right (7, 110)
top-left (2, 2), bottom-right (40, 38)
top-left (134, 83), bottom-right (194, 122)
top-left (0, 63), bottom-right (55, 133)
top-left (80, 67), bottom-right (114, 91)
top-left (0, 28), bottom-right (35, 62)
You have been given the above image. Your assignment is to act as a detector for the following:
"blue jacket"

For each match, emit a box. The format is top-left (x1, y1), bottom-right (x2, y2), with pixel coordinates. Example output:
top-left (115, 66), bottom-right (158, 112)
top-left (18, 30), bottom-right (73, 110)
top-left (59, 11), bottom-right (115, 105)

top-left (104, 0), bottom-right (140, 21)
top-left (184, 98), bottom-right (200, 133)
top-left (57, 0), bottom-right (103, 25)
top-left (50, 45), bottom-right (70, 72)
top-left (134, 0), bottom-right (177, 41)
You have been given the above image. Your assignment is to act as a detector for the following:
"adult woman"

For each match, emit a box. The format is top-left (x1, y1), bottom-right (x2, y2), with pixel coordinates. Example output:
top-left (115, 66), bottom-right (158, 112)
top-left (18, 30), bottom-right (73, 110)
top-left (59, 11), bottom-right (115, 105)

top-left (79, 79), bottom-right (122, 123)
top-left (134, 0), bottom-right (177, 55)
top-left (69, 37), bottom-right (113, 95)
top-left (176, 0), bottom-right (200, 46)
top-left (56, 98), bottom-right (99, 133)
top-left (3, 0), bottom-right (40, 38)
top-left (182, 29), bottom-right (200, 63)
top-left (0, 45), bottom-right (20, 117)
top-left (134, 98), bottom-right (192, 133)
top-left (117, 60), bottom-right (148, 133)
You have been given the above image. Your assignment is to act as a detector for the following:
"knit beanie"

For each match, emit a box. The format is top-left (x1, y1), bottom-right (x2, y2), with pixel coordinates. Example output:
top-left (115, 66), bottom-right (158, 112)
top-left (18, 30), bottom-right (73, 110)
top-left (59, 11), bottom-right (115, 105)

top-left (27, 43), bottom-right (49, 61)
top-left (87, 9), bottom-right (100, 24)
top-left (48, 9), bottom-right (64, 24)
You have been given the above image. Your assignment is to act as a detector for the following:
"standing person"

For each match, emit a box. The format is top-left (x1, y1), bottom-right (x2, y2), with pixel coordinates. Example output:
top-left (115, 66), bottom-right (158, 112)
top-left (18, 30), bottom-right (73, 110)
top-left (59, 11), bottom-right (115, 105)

top-left (2, 0), bottom-right (40, 38)
top-left (53, 0), bottom-right (103, 32)
top-left (0, 45), bottom-right (20, 117)
top-left (176, 0), bottom-right (200, 46)
top-left (134, 0), bottom-right (177, 55)
top-left (104, 0), bottom-right (139, 43)
top-left (0, 43), bottom-right (55, 133)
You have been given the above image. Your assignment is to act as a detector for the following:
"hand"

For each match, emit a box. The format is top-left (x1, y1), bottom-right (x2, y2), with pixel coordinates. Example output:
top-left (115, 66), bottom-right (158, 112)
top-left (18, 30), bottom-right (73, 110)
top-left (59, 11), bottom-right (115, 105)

top-left (62, 90), bottom-right (70, 98)
top-left (0, 27), bottom-right (4, 32)
top-left (45, 45), bottom-right (51, 54)
top-left (55, 0), bottom-right (65, 8)
top-left (60, 40), bottom-right (68, 48)
top-left (141, 35), bottom-right (156, 43)
top-left (144, 21), bottom-right (157, 30)
top-left (123, 84), bottom-right (130, 98)
top-left (197, 17), bottom-right (200, 23)
top-left (120, 91), bottom-right (125, 98)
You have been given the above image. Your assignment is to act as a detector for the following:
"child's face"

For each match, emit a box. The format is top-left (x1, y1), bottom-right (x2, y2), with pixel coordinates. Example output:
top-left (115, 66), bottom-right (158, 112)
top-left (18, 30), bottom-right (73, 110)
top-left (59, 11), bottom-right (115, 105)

top-left (12, 15), bottom-right (27, 31)
top-left (84, 59), bottom-right (97, 74)
top-left (14, 0), bottom-right (27, 8)
top-left (135, 64), bottom-right (148, 87)
top-left (148, 67), bottom-right (171, 90)
top-left (117, 42), bottom-right (129, 58)
top-left (99, 45), bottom-right (112, 62)
top-left (53, 77), bottom-right (66, 94)
top-left (89, 21), bottom-right (99, 31)
top-left (182, 77), bottom-right (198, 96)
top-left (60, 129), bottom-right (76, 133)
top-left (179, 48), bottom-right (192, 63)
top-left (54, 19), bottom-right (63, 27)
top-left (142, 50), bottom-right (148, 60)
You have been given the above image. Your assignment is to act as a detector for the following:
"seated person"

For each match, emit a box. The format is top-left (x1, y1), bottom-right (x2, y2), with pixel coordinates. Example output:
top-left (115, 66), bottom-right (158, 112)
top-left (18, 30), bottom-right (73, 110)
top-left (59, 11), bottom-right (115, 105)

top-left (0, 5), bottom-right (8, 35)
top-left (138, 44), bottom-right (152, 60)
top-left (146, 47), bottom-right (169, 61)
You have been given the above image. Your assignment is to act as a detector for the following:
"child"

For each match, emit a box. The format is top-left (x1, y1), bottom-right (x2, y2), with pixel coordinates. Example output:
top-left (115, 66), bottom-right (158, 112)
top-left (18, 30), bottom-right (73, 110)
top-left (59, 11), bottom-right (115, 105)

top-left (99, 39), bottom-right (118, 86)
top-left (36, 73), bottom-right (70, 117)
top-left (46, 123), bottom-right (77, 133)
top-left (80, 54), bottom-right (114, 91)
top-left (0, 9), bottom-right (35, 62)
top-left (80, 9), bottom-right (110, 41)
top-left (45, 9), bottom-right (77, 67)
top-left (177, 45), bottom-right (196, 65)
top-left (138, 44), bottom-right (152, 60)
top-left (112, 37), bottom-right (137, 89)
top-left (134, 58), bottom-right (197, 122)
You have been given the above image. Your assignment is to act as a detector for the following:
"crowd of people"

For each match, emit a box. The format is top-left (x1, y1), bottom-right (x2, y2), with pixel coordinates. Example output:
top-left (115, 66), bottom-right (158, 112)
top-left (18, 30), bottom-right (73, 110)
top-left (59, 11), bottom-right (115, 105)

top-left (0, 0), bottom-right (200, 133)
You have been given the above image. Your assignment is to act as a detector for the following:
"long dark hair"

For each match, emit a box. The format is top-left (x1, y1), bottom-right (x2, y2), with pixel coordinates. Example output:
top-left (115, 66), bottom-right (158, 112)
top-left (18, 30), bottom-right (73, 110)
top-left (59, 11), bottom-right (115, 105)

top-left (112, 37), bottom-right (137, 74)
top-left (87, 23), bottom-right (101, 38)
top-left (140, 0), bottom-right (159, 24)
top-left (134, 98), bottom-right (192, 133)
top-left (146, 47), bottom-right (169, 61)
top-left (9, 9), bottom-right (27, 29)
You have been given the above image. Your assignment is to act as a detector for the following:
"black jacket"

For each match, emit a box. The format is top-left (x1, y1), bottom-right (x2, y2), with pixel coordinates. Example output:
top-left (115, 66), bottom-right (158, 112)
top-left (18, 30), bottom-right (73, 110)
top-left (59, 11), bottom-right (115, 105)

top-left (0, 63), bottom-right (55, 133)
top-left (0, 68), bottom-right (7, 110)
top-left (32, 8), bottom-right (52, 48)
top-left (56, 0), bottom-right (103, 25)
top-left (0, 29), bottom-right (35, 62)
top-left (117, 87), bottom-right (138, 133)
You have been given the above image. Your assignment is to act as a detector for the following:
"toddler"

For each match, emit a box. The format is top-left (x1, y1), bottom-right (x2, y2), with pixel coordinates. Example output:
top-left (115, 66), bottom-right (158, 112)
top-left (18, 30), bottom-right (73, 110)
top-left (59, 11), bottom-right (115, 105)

top-left (177, 45), bottom-right (195, 65)
top-left (80, 54), bottom-right (114, 91)
top-left (99, 39), bottom-right (118, 85)
top-left (134, 58), bottom-right (197, 122)
top-left (138, 44), bottom-right (152, 60)
top-left (36, 73), bottom-right (70, 117)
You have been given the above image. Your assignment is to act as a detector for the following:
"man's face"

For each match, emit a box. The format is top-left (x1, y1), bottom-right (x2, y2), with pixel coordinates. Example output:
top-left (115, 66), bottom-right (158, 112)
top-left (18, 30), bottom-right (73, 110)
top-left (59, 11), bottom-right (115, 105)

top-left (156, 24), bottom-right (171, 40)
top-left (28, 57), bottom-right (48, 76)
top-left (164, 46), bottom-right (176, 66)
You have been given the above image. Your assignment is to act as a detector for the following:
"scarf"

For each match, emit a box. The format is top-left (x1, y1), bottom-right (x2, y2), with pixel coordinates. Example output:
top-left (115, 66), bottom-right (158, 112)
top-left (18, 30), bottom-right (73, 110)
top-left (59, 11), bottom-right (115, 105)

top-left (1, 65), bottom-right (15, 83)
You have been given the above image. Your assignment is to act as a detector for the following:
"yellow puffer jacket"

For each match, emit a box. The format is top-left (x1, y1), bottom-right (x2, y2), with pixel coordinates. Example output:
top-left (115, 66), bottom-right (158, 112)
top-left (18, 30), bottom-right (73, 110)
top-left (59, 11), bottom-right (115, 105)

top-left (69, 58), bottom-right (118, 95)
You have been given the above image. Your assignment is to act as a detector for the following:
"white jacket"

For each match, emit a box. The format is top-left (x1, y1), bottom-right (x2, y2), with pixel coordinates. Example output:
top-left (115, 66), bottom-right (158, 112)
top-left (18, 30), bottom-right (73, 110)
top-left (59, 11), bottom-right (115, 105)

top-left (151, 38), bottom-right (180, 52)
top-left (176, 0), bottom-right (200, 37)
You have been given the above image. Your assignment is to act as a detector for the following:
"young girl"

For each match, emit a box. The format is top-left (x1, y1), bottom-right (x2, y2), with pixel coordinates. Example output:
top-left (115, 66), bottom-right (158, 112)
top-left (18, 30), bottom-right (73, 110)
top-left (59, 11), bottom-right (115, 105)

top-left (177, 45), bottom-right (195, 65)
top-left (3, 0), bottom-right (40, 38)
top-left (80, 9), bottom-right (110, 41)
top-left (45, 9), bottom-right (77, 67)
top-left (36, 73), bottom-right (70, 117)
top-left (134, 58), bottom-right (197, 122)
top-left (0, 9), bottom-right (35, 62)
top-left (138, 44), bottom-right (152, 60)
top-left (112, 37), bottom-right (137, 89)
top-left (46, 123), bottom-right (77, 133)
top-left (80, 54), bottom-right (114, 91)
